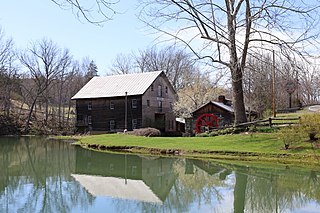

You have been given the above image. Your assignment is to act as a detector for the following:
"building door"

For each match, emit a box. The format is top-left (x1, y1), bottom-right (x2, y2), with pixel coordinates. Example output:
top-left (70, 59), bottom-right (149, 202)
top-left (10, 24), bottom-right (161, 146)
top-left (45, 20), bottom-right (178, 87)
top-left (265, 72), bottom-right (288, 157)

top-left (155, 113), bottom-right (165, 132)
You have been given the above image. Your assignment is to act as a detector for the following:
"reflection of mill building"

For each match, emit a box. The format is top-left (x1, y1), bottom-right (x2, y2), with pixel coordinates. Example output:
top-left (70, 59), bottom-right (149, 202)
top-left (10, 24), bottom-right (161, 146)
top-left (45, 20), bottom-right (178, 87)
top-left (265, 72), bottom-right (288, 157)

top-left (72, 147), bottom-right (177, 203)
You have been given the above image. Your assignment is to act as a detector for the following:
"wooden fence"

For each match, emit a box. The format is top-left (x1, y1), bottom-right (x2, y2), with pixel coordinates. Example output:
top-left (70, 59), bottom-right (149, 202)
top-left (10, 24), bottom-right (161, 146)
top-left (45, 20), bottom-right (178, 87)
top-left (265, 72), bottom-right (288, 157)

top-left (235, 117), bottom-right (300, 128)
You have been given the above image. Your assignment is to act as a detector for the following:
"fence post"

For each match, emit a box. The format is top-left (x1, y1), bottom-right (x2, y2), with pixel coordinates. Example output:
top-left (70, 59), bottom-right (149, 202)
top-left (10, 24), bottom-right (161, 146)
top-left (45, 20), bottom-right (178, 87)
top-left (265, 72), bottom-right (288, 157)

top-left (269, 117), bottom-right (272, 128)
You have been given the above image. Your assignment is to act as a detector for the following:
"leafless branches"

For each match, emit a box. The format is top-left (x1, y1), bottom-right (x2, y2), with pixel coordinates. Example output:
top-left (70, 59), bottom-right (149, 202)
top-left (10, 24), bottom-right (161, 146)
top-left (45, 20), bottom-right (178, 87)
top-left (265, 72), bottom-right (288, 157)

top-left (50, 0), bottom-right (119, 24)
top-left (138, 0), bottom-right (320, 123)
top-left (19, 38), bottom-right (73, 132)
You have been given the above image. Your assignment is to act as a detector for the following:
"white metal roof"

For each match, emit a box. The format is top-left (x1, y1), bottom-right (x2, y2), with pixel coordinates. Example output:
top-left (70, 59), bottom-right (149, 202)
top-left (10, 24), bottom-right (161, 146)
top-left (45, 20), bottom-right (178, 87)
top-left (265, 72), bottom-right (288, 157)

top-left (193, 101), bottom-right (234, 114)
top-left (71, 71), bottom-right (163, 100)
top-left (211, 101), bottom-right (234, 113)
top-left (71, 174), bottom-right (162, 204)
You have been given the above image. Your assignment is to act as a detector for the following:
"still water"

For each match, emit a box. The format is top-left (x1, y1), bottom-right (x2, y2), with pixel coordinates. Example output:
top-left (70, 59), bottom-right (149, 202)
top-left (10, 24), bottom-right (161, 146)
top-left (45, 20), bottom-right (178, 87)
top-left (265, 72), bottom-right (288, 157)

top-left (0, 136), bottom-right (320, 213)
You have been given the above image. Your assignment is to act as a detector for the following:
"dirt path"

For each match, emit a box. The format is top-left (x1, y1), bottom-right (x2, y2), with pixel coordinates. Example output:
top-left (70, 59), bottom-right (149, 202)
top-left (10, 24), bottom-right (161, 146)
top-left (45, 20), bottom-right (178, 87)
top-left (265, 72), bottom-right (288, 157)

top-left (308, 105), bottom-right (320, 112)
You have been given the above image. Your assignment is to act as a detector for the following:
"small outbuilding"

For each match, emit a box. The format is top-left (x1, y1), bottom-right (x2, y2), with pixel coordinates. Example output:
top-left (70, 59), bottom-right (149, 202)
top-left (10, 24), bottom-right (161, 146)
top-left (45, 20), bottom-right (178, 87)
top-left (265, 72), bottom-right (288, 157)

top-left (186, 96), bottom-right (234, 134)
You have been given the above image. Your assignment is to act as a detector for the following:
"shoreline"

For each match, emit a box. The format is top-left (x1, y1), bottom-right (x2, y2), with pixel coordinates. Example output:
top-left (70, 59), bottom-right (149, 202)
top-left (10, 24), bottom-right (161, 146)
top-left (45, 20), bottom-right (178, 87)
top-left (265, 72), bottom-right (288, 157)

top-left (68, 133), bottom-right (320, 167)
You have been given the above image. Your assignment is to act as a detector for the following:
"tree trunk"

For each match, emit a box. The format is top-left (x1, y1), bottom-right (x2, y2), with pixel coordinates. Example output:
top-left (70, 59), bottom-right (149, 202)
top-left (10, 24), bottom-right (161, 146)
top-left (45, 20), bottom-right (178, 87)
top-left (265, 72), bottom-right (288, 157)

top-left (45, 98), bottom-right (49, 125)
top-left (232, 67), bottom-right (247, 124)
top-left (24, 96), bottom-right (38, 133)
top-left (226, 1), bottom-right (248, 125)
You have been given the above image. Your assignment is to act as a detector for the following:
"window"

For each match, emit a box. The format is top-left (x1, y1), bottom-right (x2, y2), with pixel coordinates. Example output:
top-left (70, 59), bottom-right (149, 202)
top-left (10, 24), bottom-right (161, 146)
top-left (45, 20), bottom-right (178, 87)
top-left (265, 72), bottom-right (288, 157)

top-left (110, 101), bottom-right (114, 109)
top-left (88, 116), bottom-right (92, 124)
top-left (88, 102), bottom-right (92, 110)
top-left (110, 120), bottom-right (115, 131)
top-left (158, 85), bottom-right (162, 97)
top-left (132, 119), bottom-right (137, 129)
top-left (168, 120), bottom-right (174, 130)
top-left (77, 114), bottom-right (83, 121)
top-left (150, 84), bottom-right (154, 91)
top-left (132, 99), bottom-right (137, 108)
top-left (158, 101), bottom-right (162, 112)
top-left (165, 86), bottom-right (168, 93)
top-left (169, 102), bottom-right (173, 110)
top-left (147, 100), bottom-right (150, 107)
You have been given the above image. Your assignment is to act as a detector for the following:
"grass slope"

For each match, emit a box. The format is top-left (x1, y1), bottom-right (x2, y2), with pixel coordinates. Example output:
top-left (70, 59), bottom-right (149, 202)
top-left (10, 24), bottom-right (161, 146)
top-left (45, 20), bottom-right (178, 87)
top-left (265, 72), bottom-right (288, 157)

top-left (72, 133), bottom-right (320, 165)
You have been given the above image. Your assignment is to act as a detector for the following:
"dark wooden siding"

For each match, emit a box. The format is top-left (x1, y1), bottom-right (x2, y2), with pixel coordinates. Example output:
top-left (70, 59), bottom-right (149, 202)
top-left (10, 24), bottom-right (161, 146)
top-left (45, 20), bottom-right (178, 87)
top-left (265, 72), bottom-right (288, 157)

top-left (76, 95), bottom-right (142, 132)
top-left (141, 73), bottom-right (177, 132)
top-left (193, 103), bottom-right (233, 124)
top-left (189, 102), bottom-right (234, 132)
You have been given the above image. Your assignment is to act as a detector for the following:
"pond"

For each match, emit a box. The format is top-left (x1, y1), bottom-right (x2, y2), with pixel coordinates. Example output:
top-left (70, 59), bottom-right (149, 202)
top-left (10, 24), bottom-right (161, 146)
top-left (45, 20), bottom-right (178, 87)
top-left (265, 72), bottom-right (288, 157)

top-left (0, 136), bottom-right (320, 213)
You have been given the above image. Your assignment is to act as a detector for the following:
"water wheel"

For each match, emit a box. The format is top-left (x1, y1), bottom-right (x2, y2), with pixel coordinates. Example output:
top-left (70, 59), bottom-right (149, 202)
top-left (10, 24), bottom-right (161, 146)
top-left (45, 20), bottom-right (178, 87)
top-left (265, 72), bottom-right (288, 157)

top-left (195, 113), bottom-right (218, 133)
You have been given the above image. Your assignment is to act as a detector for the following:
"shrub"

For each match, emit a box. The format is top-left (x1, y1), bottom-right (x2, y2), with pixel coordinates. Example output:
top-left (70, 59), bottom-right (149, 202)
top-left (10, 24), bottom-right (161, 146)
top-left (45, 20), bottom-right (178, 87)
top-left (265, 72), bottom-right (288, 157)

top-left (257, 127), bottom-right (278, 133)
top-left (278, 126), bottom-right (302, 149)
top-left (209, 131), bottom-right (219, 137)
top-left (248, 125), bottom-right (257, 132)
top-left (131, 127), bottom-right (161, 137)
top-left (300, 114), bottom-right (320, 141)
top-left (196, 132), bottom-right (210, 137)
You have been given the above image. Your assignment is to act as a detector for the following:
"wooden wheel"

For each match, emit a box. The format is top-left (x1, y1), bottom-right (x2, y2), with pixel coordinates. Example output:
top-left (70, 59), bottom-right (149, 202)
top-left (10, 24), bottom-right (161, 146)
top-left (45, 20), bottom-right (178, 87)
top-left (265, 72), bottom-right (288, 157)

top-left (195, 113), bottom-right (218, 133)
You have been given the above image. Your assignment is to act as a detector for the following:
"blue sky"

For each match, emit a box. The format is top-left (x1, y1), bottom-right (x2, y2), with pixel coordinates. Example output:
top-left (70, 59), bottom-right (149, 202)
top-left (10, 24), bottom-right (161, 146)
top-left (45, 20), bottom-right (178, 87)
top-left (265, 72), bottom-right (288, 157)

top-left (0, 0), bottom-right (155, 75)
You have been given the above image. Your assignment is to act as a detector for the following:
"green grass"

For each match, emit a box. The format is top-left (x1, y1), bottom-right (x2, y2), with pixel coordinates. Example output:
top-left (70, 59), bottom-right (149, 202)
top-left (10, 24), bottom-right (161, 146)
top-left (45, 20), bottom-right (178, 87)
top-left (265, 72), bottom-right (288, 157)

top-left (68, 133), bottom-right (320, 165)
top-left (75, 133), bottom-right (278, 152)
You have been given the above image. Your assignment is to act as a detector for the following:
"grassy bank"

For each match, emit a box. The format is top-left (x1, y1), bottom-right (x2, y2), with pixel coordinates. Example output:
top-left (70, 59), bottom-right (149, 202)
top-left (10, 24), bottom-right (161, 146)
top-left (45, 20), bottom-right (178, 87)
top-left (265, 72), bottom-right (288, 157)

top-left (70, 133), bottom-right (320, 165)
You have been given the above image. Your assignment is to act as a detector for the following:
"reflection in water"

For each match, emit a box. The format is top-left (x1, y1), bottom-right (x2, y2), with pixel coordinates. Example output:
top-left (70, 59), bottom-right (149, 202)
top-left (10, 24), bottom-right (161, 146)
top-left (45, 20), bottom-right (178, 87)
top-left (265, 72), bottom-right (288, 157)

top-left (0, 136), bottom-right (94, 213)
top-left (0, 136), bottom-right (320, 212)
top-left (73, 148), bottom-right (177, 204)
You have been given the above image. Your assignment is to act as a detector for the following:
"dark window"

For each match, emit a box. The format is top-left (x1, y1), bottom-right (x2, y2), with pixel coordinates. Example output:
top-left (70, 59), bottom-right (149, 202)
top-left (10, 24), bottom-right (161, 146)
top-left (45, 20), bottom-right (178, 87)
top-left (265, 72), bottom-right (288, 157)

top-left (169, 120), bottom-right (174, 130)
top-left (110, 120), bottom-right (115, 131)
top-left (77, 114), bottom-right (83, 121)
top-left (158, 101), bottom-right (162, 112)
top-left (165, 86), bottom-right (168, 93)
top-left (132, 119), bottom-right (138, 129)
top-left (147, 100), bottom-right (150, 107)
top-left (110, 101), bottom-right (114, 109)
top-left (132, 99), bottom-right (137, 108)
top-left (158, 85), bottom-right (162, 97)
top-left (88, 102), bottom-right (92, 110)
top-left (88, 116), bottom-right (92, 124)
top-left (170, 102), bottom-right (173, 110)
top-left (151, 84), bottom-right (154, 91)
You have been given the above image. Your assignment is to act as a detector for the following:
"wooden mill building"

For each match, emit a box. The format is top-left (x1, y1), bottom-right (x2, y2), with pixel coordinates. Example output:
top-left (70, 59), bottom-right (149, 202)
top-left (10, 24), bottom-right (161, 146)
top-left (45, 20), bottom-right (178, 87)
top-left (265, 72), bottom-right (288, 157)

top-left (71, 71), bottom-right (177, 133)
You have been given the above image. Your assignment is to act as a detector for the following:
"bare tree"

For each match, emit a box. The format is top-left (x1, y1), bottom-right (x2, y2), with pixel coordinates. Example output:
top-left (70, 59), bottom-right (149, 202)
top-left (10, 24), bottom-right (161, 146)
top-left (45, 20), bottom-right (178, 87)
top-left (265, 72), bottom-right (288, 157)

top-left (297, 62), bottom-right (320, 105)
top-left (0, 28), bottom-right (17, 117)
top-left (20, 38), bottom-right (72, 133)
top-left (139, 0), bottom-right (320, 124)
top-left (111, 46), bottom-right (199, 90)
top-left (50, 0), bottom-right (119, 24)
top-left (135, 46), bottom-right (198, 90)
top-left (111, 53), bottom-right (134, 75)
top-left (174, 71), bottom-right (227, 117)
top-left (54, 54), bottom-right (73, 129)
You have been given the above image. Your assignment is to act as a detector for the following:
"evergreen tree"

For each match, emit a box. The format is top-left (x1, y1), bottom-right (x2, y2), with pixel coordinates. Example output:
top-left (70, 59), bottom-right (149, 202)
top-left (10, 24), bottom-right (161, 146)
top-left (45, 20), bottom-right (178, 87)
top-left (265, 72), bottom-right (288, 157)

top-left (85, 60), bottom-right (98, 81)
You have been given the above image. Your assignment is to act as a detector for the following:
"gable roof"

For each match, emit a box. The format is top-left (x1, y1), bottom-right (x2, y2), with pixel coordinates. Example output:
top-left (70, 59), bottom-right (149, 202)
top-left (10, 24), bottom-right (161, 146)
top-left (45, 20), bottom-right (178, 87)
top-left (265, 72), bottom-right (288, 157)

top-left (211, 101), bottom-right (234, 113)
top-left (193, 101), bottom-right (234, 114)
top-left (71, 174), bottom-right (162, 203)
top-left (72, 71), bottom-right (164, 100)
